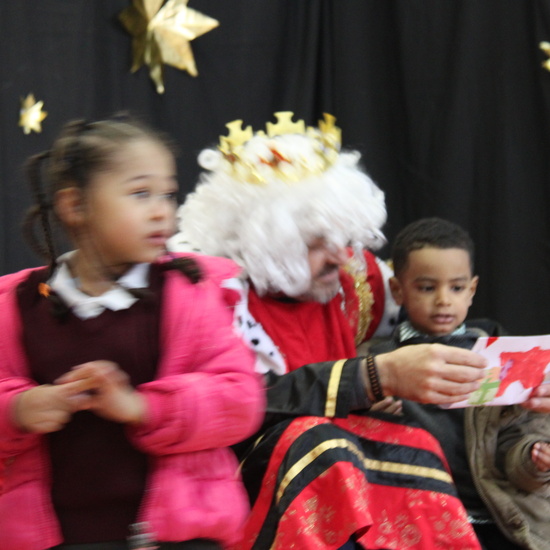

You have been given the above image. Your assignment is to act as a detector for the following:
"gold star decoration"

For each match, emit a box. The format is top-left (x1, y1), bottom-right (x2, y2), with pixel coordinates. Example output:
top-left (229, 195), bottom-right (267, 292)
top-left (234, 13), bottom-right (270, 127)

top-left (119, 0), bottom-right (219, 94)
top-left (19, 94), bottom-right (47, 135)
top-left (540, 41), bottom-right (550, 71)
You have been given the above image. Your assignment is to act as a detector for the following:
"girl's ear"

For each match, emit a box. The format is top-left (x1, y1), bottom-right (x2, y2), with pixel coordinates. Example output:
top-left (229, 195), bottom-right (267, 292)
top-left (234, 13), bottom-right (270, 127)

top-left (389, 276), bottom-right (404, 306)
top-left (54, 187), bottom-right (85, 227)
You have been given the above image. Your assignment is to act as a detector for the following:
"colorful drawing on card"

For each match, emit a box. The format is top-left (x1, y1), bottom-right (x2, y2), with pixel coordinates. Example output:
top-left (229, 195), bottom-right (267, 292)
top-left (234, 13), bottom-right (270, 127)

top-left (445, 335), bottom-right (550, 408)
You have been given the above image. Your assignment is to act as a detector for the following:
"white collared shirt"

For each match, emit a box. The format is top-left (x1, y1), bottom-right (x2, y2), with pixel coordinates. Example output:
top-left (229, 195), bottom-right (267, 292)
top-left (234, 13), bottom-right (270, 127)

top-left (398, 320), bottom-right (466, 342)
top-left (49, 253), bottom-right (150, 320)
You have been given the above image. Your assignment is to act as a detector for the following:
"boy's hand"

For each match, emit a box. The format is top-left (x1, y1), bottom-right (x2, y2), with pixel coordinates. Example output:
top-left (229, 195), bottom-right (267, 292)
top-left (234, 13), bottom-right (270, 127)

top-left (376, 344), bottom-right (486, 405)
top-left (531, 441), bottom-right (550, 472)
top-left (371, 396), bottom-right (403, 415)
top-left (55, 361), bottom-right (146, 425)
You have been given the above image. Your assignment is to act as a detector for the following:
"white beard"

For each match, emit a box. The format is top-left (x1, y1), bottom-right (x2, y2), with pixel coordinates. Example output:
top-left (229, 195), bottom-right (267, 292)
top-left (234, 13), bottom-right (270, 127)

top-left (297, 279), bottom-right (341, 304)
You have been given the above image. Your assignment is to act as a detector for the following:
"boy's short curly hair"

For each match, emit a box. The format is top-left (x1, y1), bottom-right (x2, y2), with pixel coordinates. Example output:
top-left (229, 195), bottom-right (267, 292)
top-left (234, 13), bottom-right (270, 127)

top-left (392, 217), bottom-right (475, 277)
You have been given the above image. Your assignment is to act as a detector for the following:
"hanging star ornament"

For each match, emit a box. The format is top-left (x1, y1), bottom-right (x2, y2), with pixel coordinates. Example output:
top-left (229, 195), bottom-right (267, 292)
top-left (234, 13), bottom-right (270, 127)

top-left (19, 94), bottom-right (48, 135)
top-left (540, 41), bottom-right (550, 71)
top-left (119, 0), bottom-right (219, 94)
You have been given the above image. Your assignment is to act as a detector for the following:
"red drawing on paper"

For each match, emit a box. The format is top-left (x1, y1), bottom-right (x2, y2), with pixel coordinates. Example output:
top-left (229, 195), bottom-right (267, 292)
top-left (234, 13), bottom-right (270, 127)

top-left (495, 347), bottom-right (550, 397)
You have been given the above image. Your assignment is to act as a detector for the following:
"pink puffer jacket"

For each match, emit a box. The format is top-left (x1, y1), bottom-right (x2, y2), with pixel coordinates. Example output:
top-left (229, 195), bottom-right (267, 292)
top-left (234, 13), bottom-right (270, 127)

top-left (0, 255), bottom-right (264, 550)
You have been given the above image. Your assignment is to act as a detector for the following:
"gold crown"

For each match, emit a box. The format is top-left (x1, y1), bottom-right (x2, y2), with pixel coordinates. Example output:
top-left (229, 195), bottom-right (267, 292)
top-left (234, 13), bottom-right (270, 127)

top-left (217, 111), bottom-right (342, 184)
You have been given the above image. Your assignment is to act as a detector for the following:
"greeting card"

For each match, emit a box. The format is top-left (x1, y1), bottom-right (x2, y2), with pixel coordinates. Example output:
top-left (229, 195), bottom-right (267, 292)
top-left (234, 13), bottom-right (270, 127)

top-left (444, 335), bottom-right (550, 408)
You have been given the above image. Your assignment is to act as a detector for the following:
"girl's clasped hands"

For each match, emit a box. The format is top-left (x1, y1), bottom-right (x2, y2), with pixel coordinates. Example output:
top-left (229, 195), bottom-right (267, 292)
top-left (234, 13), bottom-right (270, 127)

top-left (14, 361), bottom-right (145, 434)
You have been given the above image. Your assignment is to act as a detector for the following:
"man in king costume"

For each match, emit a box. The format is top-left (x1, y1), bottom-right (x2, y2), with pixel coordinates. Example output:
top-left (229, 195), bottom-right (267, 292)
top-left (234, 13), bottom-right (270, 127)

top-left (169, 112), bottom-right (487, 549)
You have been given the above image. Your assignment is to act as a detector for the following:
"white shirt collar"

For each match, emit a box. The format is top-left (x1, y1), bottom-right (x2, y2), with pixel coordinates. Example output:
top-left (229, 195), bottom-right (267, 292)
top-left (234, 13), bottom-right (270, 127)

top-left (49, 253), bottom-right (150, 320)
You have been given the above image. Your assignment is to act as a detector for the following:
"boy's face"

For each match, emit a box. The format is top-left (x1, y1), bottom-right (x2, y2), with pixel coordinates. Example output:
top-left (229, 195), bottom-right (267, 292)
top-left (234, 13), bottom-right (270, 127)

top-left (390, 247), bottom-right (478, 336)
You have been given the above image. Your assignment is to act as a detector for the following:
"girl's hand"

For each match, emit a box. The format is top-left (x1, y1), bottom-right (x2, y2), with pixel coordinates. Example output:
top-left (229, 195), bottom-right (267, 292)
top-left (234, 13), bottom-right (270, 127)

top-left (531, 441), bottom-right (550, 472)
top-left (14, 382), bottom-right (91, 433)
top-left (55, 361), bottom-right (146, 425)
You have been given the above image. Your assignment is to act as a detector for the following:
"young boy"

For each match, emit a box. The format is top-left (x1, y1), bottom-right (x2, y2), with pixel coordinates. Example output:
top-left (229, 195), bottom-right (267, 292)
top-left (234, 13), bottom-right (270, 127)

top-left (372, 217), bottom-right (550, 550)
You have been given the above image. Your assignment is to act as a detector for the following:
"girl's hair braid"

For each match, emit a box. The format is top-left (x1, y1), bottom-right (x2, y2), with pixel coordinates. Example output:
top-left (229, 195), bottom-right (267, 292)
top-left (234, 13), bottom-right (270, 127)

top-left (124, 256), bottom-right (204, 305)
top-left (22, 150), bottom-right (57, 273)
top-left (161, 255), bottom-right (203, 284)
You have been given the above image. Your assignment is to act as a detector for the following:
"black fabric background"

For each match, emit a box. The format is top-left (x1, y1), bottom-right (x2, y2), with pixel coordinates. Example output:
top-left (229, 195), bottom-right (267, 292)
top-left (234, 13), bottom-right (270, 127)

top-left (1, 1), bottom-right (550, 335)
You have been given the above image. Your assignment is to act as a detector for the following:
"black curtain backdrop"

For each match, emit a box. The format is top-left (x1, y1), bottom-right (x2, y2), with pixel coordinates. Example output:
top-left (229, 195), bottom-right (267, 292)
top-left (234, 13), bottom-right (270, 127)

top-left (1, 1), bottom-right (550, 335)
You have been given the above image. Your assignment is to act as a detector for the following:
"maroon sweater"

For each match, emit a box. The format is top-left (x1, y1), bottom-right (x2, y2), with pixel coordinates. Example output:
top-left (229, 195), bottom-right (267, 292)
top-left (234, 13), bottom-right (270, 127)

top-left (17, 267), bottom-right (162, 543)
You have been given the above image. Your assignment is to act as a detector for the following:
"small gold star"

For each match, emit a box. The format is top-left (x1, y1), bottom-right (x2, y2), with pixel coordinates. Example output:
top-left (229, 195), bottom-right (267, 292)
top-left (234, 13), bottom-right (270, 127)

top-left (540, 41), bottom-right (550, 72)
top-left (19, 94), bottom-right (47, 135)
top-left (119, 0), bottom-right (219, 94)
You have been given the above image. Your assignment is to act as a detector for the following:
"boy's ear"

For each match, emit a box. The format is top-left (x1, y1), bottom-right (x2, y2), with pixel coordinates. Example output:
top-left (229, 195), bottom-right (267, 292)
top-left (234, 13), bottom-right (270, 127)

top-left (389, 276), bottom-right (404, 306)
top-left (54, 187), bottom-right (85, 227)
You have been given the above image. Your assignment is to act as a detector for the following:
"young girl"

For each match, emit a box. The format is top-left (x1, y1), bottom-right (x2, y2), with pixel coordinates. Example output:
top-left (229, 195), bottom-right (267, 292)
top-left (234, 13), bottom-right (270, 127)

top-left (0, 116), bottom-right (264, 550)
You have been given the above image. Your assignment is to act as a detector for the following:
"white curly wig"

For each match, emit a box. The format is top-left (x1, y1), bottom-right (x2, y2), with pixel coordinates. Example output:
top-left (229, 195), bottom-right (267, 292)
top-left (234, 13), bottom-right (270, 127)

top-left (171, 118), bottom-right (387, 297)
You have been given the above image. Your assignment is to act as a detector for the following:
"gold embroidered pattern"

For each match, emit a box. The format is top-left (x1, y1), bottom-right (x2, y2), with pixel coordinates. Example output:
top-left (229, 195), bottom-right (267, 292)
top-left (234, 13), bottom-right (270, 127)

top-left (343, 256), bottom-right (374, 346)
top-left (275, 437), bottom-right (452, 505)
top-left (325, 359), bottom-right (346, 417)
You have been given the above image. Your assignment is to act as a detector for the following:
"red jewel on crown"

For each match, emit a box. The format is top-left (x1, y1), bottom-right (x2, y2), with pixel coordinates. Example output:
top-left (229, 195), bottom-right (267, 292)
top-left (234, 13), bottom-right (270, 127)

top-left (216, 111), bottom-right (342, 185)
